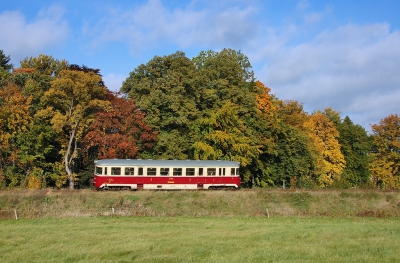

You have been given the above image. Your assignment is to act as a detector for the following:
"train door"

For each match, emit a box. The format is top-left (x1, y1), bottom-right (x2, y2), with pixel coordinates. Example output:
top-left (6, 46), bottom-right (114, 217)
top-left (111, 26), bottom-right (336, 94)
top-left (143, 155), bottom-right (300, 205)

top-left (197, 168), bottom-right (204, 189)
top-left (137, 167), bottom-right (144, 189)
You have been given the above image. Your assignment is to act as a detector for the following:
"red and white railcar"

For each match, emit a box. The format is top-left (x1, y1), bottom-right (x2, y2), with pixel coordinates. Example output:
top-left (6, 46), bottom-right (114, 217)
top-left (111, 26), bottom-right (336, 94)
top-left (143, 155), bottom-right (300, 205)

top-left (93, 159), bottom-right (241, 190)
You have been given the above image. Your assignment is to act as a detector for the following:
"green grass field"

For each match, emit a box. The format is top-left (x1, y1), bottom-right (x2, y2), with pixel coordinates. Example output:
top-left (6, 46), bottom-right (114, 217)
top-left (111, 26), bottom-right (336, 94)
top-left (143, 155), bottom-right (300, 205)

top-left (1, 189), bottom-right (399, 262)
top-left (1, 216), bottom-right (399, 263)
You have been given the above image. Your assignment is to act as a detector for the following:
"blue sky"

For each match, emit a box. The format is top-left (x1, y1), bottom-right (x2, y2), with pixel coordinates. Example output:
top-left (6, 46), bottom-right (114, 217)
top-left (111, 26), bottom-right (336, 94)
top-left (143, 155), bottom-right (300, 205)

top-left (1, 0), bottom-right (399, 132)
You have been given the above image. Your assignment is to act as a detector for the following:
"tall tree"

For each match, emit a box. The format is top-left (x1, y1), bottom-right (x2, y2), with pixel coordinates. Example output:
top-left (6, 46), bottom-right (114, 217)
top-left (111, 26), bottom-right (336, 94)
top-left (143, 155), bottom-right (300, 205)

top-left (0, 60), bottom-right (62, 188)
top-left (0, 50), bottom-right (13, 71)
top-left (38, 69), bottom-right (110, 189)
top-left (121, 51), bottom-right (199, 159)
top-left (370, 114), bottom-right (400, 189)
top-left (0, 83), bottom-right (33, 186)
top-left (0, 84), bottom-right (32, 163)
top-left (244, 81), bottom-right (279, 187)
top-left (254, 85), bottom-right (319, 188)
top-left (82, 91), bottom-right (157, 160)
top-left (304, 111), bottom-right (346, 187)
top-left (121, 49), bottom-right (263, 182)
top-left (265, 123), bottom-right (318, 188)
top-left (191, 49), bottom-right (261, 173)
top-left (336, 116), bottom-right (372, 186)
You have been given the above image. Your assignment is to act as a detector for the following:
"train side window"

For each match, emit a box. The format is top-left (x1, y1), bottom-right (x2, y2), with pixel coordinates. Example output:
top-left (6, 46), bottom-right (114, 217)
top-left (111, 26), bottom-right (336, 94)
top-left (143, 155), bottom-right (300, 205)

top-left (236, 168), bottom-right (240, 175)
top-left (138, 167), bottom-right (143, 176)
top-left (95, 166), bottom-right (102, 175)
top-left (186, 168), bottom-right (195, 176)
top-left (207, 168), bottom-right (216, 176)
top-left (147, 167), bottom-right (157, 176)
top-left (160, 168), bottom-right (169, 176)
top-left (104, 167), bottom-right (108, 175)
top-left (219, 168), bottom-right (225, 176)
top-left (173, 168), bottom-right (182, 176)
top-left (198, 168), bottom-right (203, 176)
top-left (125, 167), bottom-right (135, 175)
top-left (111, 167), bottom-right (121, 175)
top-left (231, 168), bottom-right (235, 176)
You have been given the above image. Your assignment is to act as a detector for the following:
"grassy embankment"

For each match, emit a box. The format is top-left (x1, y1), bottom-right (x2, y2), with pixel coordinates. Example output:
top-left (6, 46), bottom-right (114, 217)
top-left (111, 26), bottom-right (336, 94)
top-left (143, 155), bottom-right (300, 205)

top-left (0, 188), bottom-right (399, 218)
top-left (0, 189), bottom-right (399, 262)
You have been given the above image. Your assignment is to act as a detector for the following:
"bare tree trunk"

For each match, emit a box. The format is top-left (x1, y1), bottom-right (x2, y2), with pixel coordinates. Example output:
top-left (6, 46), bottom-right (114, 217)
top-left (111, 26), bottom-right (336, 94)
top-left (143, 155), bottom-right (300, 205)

top-left (65, 122), bottom-right (78, 190)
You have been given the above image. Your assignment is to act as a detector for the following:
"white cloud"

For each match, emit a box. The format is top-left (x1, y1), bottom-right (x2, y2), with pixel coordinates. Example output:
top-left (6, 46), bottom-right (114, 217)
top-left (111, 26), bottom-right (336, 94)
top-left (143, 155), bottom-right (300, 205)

top-left (296, 0), bottom-right (332, 26)
top-left (103, 73), bottom-right (127, 92)
top-left (255, 22), bottom-right (400, 131)
top-left (83, 0), bottom-right (257, 55)
top-left (0, 5), bottom-right (69, 63)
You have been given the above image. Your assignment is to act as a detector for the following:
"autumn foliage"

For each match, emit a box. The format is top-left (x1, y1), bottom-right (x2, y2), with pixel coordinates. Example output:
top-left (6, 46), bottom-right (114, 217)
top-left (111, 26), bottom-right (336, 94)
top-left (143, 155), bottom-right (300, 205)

top-left (82, 91), bottom-right (157, 160)
top-left (0, 49), bottom-right (398, 189)
top-left (369, 114), bottom-right (400, 189)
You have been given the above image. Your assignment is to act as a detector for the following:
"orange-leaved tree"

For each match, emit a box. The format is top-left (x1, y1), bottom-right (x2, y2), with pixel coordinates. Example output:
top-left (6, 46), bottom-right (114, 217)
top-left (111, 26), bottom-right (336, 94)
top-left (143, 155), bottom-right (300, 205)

top-left (0, 83), bottom-right (32, 186)
top-left (82, 91), bottom-right (157, 160)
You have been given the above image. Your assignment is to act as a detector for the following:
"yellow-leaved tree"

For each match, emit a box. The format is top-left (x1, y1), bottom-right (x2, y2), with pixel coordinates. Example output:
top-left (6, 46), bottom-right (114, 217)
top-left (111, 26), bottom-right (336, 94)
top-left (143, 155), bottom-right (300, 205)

top-left (304, 111), bottom-right (346, 187)
top-left (20, 54), bottom-right (68, 76)
top-left (37, 68), bottom-right (110, 189)
top-left (370, 114), bottom-right (400, 189)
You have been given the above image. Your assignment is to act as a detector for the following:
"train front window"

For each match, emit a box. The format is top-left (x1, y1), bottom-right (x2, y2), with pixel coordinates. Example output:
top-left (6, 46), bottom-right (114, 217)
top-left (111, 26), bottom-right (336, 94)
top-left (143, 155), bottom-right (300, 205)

top-left (147, 168), bottom-right (157, 176)
top-left (173, 168), bottom-right (182, 176)
top-left (95, 166), bottom-right (102, 175)
top-left (125, 167), bottom-right (135, 175)
top-left (111, 167), bottom-right (121, 175)
top-left (160, 168), bottom-right (169, 176)
top-left (186, 168), bottom-right (195, 176)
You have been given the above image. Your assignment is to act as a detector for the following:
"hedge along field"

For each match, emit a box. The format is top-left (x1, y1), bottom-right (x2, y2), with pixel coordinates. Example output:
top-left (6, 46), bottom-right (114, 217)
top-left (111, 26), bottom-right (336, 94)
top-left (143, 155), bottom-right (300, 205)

top-left (0, 217), bottom-right (399, 263)
top-left (0, 189), bottom-right (399, 219)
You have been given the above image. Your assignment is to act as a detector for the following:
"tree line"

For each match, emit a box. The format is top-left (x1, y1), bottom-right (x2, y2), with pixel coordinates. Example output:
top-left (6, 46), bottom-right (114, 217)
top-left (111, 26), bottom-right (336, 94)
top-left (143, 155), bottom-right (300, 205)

top-left (0, 49), bottom-right (399, 189)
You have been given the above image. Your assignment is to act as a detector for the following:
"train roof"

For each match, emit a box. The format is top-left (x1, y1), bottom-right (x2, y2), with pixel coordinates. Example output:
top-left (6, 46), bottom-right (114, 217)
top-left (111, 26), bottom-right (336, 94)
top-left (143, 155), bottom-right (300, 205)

top-left (94, 159), bottom-right (240, 167)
